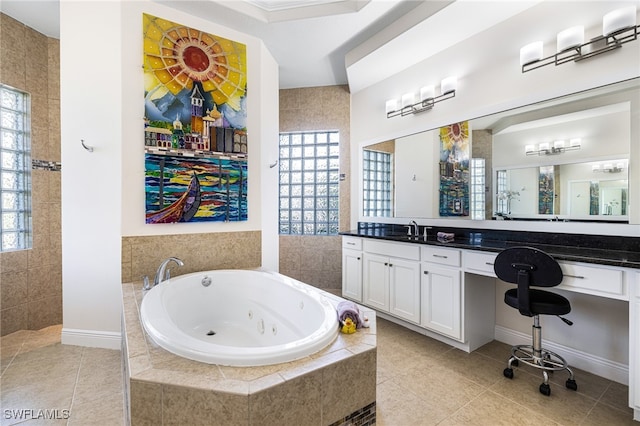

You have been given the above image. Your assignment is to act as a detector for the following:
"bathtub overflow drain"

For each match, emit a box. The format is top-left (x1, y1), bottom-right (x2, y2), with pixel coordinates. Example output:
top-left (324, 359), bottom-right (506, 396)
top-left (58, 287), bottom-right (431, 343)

top-left (206, 330), bottom-right (216, 336)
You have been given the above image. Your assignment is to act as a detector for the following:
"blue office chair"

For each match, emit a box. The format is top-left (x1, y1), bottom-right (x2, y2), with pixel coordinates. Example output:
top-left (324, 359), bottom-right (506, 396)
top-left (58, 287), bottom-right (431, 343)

top-left (494, 246), bottom-right (577, 396)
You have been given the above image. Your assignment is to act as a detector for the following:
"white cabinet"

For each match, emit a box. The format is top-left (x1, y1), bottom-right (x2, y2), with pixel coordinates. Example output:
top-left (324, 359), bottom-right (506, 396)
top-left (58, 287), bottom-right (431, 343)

top-left (631, 271), bottom-right (640, 420)
top-left (389, 258), bottom-right (421, 323)
top-left (464, 251), bottom-right (497, 277)
top-left (363, 253), bottom-right (390, 311)
top-left (558, 261), bottom-right (627, 300)
top-left (421, 265), bottom-right (461, 339)
top-left (342, 248), bottom-right (363, 302)
top-left (421, 246), bottom-right (462, 340)
top-left (362, 253), bottom-right (421, 323)
top-left (360, 240), bottom-right (421, 323)
top-left (341, 237), bottom-right (363, 302)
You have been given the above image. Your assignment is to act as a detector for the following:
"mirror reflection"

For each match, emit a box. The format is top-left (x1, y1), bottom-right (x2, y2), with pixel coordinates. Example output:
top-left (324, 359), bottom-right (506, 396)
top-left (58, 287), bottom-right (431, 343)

top-left (361, 78), bottom-right (638, 223)
top-left (495, 160), bottom-right (628, 221)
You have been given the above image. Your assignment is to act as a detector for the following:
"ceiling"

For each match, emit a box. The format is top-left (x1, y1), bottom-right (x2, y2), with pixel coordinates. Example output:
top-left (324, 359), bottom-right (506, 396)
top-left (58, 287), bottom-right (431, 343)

top-left (3, 1), bottom-right (630, 92)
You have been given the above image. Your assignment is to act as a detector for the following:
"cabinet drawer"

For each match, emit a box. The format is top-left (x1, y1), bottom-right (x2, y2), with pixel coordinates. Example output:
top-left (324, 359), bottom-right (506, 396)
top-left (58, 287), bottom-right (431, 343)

top-left (558, 262), bottom-right (627, 300)
top-left (363, 239), bottom-right (420, 260)
top-left (342, 236), bottom-right (362, 250)
top-left (421, 246), bottom-right (461, 267)
top-left (464, 251), bottom-right (497, 277)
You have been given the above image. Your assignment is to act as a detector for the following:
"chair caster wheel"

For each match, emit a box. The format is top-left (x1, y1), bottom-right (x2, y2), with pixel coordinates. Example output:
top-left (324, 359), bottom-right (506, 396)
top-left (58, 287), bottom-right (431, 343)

top-left (511, 359), bottom-right (519, 367)
top-left (566, 379), bottom-right (577, 391)
top-left (539, 383), bottom-right (551, 396)
top-left (503, 368), bottom-right (514, 379)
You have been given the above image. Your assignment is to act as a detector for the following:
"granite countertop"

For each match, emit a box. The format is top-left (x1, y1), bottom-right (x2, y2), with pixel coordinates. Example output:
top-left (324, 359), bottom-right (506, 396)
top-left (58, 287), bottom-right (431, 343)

top-left (341, 226), bottom-right (640, 269)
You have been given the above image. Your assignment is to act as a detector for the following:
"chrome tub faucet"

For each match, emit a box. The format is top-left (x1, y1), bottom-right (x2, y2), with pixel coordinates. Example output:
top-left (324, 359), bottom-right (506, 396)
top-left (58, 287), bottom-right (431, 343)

top-left (153, 257), bottom-right (184, 287)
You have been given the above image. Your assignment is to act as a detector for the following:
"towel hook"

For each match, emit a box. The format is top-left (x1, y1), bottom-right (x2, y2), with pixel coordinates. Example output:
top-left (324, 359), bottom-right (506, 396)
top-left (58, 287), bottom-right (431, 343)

top-left (268, 160), bottom-right (278, 168)
top-left (81, 139), bottom-right (94, 153)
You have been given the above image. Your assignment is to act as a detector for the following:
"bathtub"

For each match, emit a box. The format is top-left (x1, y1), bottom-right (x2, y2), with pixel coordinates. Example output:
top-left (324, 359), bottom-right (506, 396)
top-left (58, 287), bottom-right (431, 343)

top-left (140, 269), bottom-right (339, 366)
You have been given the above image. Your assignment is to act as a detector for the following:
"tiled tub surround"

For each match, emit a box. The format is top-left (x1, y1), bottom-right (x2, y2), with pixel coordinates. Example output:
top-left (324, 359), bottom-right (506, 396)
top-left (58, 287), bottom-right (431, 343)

top-left (121, 231), bottom-right (262, 283)
top-left (121, 280), bottom-right (377, 425)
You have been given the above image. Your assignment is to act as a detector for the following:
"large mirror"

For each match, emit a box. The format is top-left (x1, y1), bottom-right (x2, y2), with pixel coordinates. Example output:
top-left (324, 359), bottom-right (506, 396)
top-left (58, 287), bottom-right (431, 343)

top-left (361, 78), bottom-right (638, 223)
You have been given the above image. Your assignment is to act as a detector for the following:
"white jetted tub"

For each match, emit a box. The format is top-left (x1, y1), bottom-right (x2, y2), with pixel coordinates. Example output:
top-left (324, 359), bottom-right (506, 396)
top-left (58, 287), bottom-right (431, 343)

top-left (140, 269), bottom-right (338, 366)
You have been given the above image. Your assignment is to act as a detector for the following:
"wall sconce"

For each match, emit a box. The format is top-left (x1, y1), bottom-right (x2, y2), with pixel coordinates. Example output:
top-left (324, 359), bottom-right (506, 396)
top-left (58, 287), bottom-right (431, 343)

top-left (592, 161), bottom-right (626, 173)
top-left (525, 138), bottom-right (581, 156)
top-left (386, 76), bottom-right (457, 118)
top-left (520, 5), bottom-right (638, 73)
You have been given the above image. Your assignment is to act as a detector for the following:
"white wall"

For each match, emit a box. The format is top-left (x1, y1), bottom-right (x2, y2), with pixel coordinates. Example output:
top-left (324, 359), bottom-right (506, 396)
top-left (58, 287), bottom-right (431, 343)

top-left (61, 0), bottom-right (278, 348)
top-left (350, 1), bottom-right (640, 231)
top-left (60, 0), bottom-right (124, 348)
top-left (394, 130), bottom-right (439, 218)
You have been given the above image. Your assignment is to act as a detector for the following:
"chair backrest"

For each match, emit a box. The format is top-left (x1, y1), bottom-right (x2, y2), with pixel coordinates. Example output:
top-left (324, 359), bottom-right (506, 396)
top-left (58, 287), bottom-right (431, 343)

top-left (493, 246), bottom-right (563, 316)
top-left (494, 246), bottom-right (563, 287)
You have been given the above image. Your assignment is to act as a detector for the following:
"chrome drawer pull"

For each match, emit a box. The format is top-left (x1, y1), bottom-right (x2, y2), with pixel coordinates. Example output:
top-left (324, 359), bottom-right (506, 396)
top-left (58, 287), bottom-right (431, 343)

top-left (433, 254), bottom-right (448, 259)
top-left (564, 274), bottom-right (585, 279)
top-left (485, 262), bottom-right (494, 266)
top-left (346, 242), bottom-right (355, 245)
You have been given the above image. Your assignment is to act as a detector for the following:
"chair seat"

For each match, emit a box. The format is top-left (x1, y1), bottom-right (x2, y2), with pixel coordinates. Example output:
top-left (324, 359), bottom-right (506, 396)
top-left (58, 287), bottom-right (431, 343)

top-left (505, 288), bottom-right (571, 316)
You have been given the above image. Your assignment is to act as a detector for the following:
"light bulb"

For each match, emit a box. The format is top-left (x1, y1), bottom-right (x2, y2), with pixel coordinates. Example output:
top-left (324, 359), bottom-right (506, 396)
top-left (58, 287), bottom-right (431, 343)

top-left (557, 26), bottom-right (584, 52)
top-left (520, 41), bottom-right (543, 66)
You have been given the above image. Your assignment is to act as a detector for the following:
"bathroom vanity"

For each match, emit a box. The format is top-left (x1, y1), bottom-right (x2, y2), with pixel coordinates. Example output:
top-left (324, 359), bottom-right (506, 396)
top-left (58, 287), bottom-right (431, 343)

top-left (341, 225), bottom-right (640, 421)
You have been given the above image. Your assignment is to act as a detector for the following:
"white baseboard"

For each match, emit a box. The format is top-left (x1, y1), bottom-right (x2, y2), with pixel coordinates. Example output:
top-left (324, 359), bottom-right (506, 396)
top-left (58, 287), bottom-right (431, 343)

top-left (494, 325), bottom-right (628, 385)
top-left (61, 327), bottom-right (121, 350)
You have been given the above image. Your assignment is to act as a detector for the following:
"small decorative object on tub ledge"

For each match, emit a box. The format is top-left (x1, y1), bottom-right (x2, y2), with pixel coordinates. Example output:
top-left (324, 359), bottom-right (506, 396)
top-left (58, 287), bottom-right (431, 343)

top-left (337, 300), bottom-right (370, 332)
top-left (437, 232), bottom-right (455, 243)
top-left (340, 318), bottom-right (357, 334)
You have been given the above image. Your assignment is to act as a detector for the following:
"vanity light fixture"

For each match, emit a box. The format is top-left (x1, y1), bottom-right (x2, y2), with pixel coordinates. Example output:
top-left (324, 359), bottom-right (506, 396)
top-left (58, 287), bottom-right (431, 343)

top-left (520, 5), bottom-right (639, 73)
top-left (593, 161), bottom-right (626, 173)
top-left (525, 138), bottom-right (581, 156)
top-left (386, 76), bottom-right (457, 118)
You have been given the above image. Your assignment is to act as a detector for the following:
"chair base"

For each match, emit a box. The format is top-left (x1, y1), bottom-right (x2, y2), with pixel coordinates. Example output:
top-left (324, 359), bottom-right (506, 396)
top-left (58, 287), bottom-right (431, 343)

top-left (503, 344), bottom-right (577, 396)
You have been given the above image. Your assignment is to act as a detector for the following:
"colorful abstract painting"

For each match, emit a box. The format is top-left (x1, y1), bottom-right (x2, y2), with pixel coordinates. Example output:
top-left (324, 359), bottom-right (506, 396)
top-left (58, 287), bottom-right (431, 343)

top-left (439, 121), bottom-right (470, 217)
top-left (589, 182), bottom-right (600, 215)
top-left (142, 13), bottom-right (248, 223)
top-left (538, 166), bottom-right (555, 214)
top-left (145, 154), bottom-right (247, 223)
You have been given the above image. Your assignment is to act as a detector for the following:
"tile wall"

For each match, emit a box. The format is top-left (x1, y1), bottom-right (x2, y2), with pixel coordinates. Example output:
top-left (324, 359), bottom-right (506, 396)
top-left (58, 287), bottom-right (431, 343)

top-left (121, 231), bottom-right (262, 283)
top-left (278, 86), bottom-right (351, 291)
top-left (0, 14), bottom-right (62, 336)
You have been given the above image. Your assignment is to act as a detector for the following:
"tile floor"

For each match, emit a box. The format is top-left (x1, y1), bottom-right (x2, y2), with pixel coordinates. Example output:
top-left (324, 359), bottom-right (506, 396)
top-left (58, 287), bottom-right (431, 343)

top-left (1, 320), bottom-right (636, 425)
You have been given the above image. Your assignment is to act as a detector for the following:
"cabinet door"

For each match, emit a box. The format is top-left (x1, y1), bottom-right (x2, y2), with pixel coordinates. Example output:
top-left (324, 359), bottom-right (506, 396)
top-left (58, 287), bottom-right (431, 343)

top-left (421, 264), bottom-right (461, 340)
top-left (389, 258), bottom-right (421, 323)
top-left (363, 253), bottom-right (390, 311)
top-left (342, 248), bottom-right (362, 302)
top-left (633, 271), bottom-right (640, 414)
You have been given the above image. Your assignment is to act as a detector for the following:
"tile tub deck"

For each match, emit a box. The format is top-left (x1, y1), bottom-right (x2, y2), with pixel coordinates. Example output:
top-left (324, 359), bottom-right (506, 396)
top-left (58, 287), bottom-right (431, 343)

top-left (121, 281), bottom-right (377, 425)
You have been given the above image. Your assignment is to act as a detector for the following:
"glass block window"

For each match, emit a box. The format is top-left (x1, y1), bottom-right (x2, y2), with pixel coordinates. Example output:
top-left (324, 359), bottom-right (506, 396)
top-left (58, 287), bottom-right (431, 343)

top-left (362, 149), bottom-right (392, 217)
top-left (470, 158), bottom-right (485, 220)
top-left (0, 85), bottom-right (31, 251)
top-left (279, 131), bottom-right (339, 235)
top-left (495, 169), bottom-right (507, 215)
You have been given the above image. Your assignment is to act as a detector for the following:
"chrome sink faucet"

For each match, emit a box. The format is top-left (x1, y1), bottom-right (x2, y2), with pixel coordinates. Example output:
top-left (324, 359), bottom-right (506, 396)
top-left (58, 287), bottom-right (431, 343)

top-left (409, 220), bottom-right (419, 238)
top-left (153, 257), bottom-right (184, 287)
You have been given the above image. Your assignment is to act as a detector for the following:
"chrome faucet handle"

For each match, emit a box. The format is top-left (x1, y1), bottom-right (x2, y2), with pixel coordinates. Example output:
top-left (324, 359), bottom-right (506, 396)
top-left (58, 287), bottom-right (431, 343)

top-left (423, 226), bottom-right (431, 238)
top-left (404, 225), bottom-right (412, 236)
top-left (142, 275), bottom-right (151, 291)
